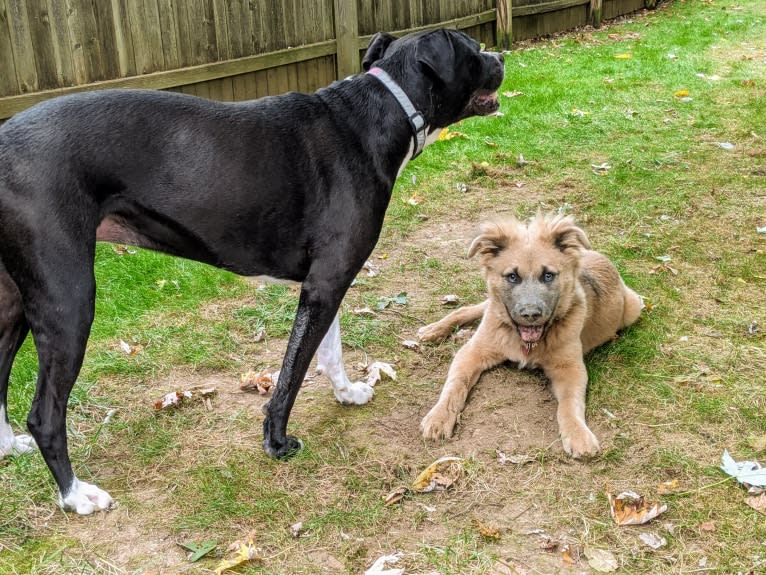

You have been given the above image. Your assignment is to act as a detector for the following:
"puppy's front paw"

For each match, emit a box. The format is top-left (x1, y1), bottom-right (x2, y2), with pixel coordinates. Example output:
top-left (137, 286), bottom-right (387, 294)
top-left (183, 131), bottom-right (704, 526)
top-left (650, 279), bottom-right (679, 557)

top-left (417, 322), bottom-right (451, 343)
top-left (59, 479), bottom-right (115, 515)
top-left (561, 426), bottom-right (600, 459)
top-left (421, 404), bottom-right (458, 440)
top-left (334, 381), bottom-right (374, 405)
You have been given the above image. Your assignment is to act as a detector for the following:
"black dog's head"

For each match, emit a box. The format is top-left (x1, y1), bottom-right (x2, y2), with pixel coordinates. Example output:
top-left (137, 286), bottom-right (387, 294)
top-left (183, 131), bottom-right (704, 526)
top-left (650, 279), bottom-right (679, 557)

top-left (362, 28), bottom-right (504, 128)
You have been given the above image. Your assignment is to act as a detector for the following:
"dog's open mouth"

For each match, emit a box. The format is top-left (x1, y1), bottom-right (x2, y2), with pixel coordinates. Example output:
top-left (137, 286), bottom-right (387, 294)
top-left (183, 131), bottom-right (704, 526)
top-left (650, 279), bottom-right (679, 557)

top-left (471, 90), bottom-right (500, 115)
top-left (517, 324), bottom-right (545, 343)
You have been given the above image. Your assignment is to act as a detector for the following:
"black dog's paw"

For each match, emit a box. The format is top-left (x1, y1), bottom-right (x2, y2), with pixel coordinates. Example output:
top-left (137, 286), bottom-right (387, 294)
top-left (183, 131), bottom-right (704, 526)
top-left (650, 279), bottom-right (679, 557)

top-left (263, 435), bottom-right (304, 460)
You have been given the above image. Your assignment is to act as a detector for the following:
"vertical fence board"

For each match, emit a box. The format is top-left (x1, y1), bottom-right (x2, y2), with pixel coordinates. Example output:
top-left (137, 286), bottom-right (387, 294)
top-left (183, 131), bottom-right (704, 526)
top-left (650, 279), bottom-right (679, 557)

top-left (127, 0), bottom-right (165, 74)
top-left (25, 0), bottom-right (57, 89)
top-left (7, 0), bottom-right (37, 92)
top-left (334, 0), bottom-right (359, 78)
top-left (0, 1), bottom-right (19, 96)
top-left (211, 0), bottom-right (230, 60)
top-left (111, 0), bottom-right (137, 77)
top-left (157, 0), bottom-right (181, 69)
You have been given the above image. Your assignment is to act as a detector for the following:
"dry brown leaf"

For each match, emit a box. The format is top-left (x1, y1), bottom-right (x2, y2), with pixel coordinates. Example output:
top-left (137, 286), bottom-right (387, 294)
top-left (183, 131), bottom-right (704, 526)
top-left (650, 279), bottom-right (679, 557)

top-left (585, 547), bottom-right (618, 572)
top-left (608, 491), bottom-right (668, 525)
top-left (239, 370), bottom-right (274, 395)
top-left (153, 387), bottom-right (216, 410)
top-left (700, 520), bottom-right (716, 532)
top-left (656, 479), bottom-right (682, 494)
top-left (365, 361), bottom-right (397, 387)
top-left (412, 456), bottom-right (464, 493)
top-left (214, 534), bottom-right (262, 575)
top-left (745, 493), bottom-right (766, 514)
top-left (471, 518), bottom-right (501, 540)
top-left (383, 486), bottom-right (408, 506)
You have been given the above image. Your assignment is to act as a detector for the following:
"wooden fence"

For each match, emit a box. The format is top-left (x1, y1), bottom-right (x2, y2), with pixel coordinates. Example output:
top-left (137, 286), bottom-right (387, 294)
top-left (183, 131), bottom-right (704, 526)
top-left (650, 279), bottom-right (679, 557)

top-left (0, 0), bottom-right (655, 120)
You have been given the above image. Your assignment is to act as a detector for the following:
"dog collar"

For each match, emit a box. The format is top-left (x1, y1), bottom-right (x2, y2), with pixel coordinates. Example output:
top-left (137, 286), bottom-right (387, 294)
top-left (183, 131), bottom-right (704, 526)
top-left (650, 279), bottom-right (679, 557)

top-left (366, 67), bottom-right (427, 160)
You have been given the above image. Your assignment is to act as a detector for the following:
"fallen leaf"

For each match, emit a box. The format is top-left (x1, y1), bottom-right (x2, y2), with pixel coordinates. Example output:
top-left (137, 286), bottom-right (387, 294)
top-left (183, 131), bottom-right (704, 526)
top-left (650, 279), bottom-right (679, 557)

top-left (639, 532), bottom-right (667, 549)
top-left (471, 518), bottom-right (501, 540)
top-left (657, 479), bottom-right (682, 494)
top-left (674, 89), bottom-right (689, 98)
top-left (154, 387), bottom-right (217, 410)
top-left (412, 456), bottom-right (464, 493)
top-left (745, 493), bottom-right (766, 514)
top-left (438, 128), bottom-right (466, 141)
top-left (608, 491), bottom-right (668, 525)
top-left (721, 449), bottom-right (766, 487)
top-left (365, 553), bottom-right (404, 575)
top-left (441, 294), bottom-right (460, 306)
top-left (365, 361), bottom-right (397, 387)
top-left (118, 339), bottom-right (144, 356)
top-left (239, 370), bottom-right (274, 395)
top-left (700, 520), bottom-right (716, 532)
top-left (570, 108), bottom-right (589, 117)
top-left (406, 194), bottom-right (423, 206)
top-left (614, 52), bottom-right (632, 60)
top-left (383, 486), bottom-right (408, 506)
top-left (352, 307), bottom-right (376, 316)
top-left (715, 141), bottom-right (735, 151)
top-left (502, 90), bottom-right (524, 98)
top-left (178, 540), bottom-right (217, 562)
top-left (585, 547), bottom-right (618, 572)
top-left (496, 450), bottom-right (534, 465)
top-left (591, 162), bottom-right (612, 175)
top-left (401, 339), bottom-right (420, 350)
top-left (112, 244), bottom-right (136, 255)
top-left (214, 535), bottom-right (262, 575)
top-left (363, 260), bottom-right (380, 277)
top-left (561, 544), bottom-right (576, 564)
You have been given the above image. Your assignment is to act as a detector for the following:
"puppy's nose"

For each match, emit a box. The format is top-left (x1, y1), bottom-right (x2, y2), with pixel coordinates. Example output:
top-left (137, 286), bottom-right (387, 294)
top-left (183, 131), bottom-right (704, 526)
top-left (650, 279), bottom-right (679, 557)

top-left (518, 305), bottom-right (542, 323)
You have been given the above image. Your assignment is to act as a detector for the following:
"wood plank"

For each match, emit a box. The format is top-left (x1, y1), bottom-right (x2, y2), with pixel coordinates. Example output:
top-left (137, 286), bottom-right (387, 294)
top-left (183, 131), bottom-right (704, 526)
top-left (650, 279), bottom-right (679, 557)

top-left (110, 0), bottom-right (137, 77)
top-left (7, 0), bottom-right (38, 92)
top-left (496, 0), bottom-right (512, 50)
top-left (333, 0), bottom-right (359, 78)
top-left (211, 0), bottom-right (230, 59)
top-left (157, 0), bottom-right (181, 69)
top-left (0, 39), bottom-right (338, 119)
top-left (513, 0), bottom-right (588, 18)
top-left (25, 0), bottom-right (58, 90)
top-left (126, 0), bottom-right (165, 74)
top-left (0, 1), bottom-right (19, 96)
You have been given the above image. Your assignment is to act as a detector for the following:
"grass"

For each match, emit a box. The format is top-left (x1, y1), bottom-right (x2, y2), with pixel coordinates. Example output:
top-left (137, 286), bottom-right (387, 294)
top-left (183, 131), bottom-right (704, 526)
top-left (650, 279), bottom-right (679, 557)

top-left (1, 1), bottom-right (766, 573)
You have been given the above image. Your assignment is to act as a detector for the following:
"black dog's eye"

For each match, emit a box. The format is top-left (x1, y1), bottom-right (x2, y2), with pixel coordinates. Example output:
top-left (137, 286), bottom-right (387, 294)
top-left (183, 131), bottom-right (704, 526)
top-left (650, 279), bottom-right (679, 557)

top-left (542, 271), bottom-right (556, 283)
top-left (506, 272), bottom-right (520, 283)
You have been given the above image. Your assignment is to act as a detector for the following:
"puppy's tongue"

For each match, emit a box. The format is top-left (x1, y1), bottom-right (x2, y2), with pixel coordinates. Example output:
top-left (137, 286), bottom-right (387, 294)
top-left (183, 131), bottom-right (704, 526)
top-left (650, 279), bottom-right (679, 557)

top-left (518, 325), bottom-right (544, 343)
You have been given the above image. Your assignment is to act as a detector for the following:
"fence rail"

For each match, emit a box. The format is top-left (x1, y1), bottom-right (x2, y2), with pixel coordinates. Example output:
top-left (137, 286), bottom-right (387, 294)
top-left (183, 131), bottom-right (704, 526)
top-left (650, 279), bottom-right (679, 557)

top-left (0, 0), bottom-right (654, 120)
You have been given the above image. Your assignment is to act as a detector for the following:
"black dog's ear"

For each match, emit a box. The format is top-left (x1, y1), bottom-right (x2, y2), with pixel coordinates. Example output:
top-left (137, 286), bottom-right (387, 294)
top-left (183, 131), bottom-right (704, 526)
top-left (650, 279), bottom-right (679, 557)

top-left (416, 29), bottom-right (457, 85)
top-left (362, 32), bottom-right (397, 71)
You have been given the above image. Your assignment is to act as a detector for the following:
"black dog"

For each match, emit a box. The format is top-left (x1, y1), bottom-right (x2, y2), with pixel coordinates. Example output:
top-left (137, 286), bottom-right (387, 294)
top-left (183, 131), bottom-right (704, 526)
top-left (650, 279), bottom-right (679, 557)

top-left (0, 29), bottom-right (503, 514)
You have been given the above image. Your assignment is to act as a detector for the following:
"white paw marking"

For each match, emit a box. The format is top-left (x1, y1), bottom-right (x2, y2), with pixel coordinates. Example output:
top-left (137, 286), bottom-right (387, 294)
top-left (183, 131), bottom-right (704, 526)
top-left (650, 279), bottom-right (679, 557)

top-left (334, 381), bottom-right (375, 405)
top-left (0, 406), bottom-right (37, 458)
top-left (59, 478), bottom-right (115, 515)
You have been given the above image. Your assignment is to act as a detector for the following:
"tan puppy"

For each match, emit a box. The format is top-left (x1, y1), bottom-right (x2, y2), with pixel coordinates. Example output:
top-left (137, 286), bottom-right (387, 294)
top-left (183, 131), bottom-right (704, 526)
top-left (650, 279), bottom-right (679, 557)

top-left (418, 213), bottom-right (643, 457)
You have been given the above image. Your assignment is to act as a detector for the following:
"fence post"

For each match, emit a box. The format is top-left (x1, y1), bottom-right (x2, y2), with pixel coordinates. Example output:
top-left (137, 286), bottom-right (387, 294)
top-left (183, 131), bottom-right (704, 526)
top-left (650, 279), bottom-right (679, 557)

top-left (334, 0), bottom-right (360, 79)
top-left (496, 0), bottom-right (512, 51)
top-left (589, 0), bottom-right (603, 27)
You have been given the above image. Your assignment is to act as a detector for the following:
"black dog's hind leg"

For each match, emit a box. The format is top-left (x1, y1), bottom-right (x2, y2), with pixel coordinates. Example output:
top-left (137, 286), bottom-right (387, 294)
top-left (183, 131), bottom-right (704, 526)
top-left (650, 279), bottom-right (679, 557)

top-left (13, 238), bottom-right (114, 514)
top-left (0, 262), bottom-right (34, 458)
top-left (263, 266), bottom-right (359, 458)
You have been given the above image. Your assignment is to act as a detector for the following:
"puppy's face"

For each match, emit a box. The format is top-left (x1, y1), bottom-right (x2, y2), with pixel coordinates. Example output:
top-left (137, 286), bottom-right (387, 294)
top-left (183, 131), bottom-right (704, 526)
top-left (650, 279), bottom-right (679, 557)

top-left (362, 29), bottom-right (505, 128)
top-left (469, 214), bottom-right (591, 345)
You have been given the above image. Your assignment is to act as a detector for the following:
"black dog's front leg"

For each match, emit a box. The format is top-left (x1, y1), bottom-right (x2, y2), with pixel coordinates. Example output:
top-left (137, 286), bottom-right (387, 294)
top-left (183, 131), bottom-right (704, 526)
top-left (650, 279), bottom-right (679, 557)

top-left (262, 277), bottom-right (347, 458)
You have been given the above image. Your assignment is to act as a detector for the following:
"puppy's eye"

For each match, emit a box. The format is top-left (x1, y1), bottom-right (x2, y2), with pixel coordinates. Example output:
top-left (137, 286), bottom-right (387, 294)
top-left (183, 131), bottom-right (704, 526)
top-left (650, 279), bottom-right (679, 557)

top-left (543, 271), bottom-right (556, 283)
top-left (506, 272), bottom-right (520, 283)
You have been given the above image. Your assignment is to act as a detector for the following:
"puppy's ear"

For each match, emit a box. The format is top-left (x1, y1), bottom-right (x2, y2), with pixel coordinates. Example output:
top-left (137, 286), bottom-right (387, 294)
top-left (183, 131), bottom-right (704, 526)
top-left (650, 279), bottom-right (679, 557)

top-left (468, 221), bottom-right (508, 259)
top-left (416, 29), bottom-right (457, 85)
top-left (550, 215), bottom-right (591, 253)
top-left (362, 32), bottom-right (397, 71)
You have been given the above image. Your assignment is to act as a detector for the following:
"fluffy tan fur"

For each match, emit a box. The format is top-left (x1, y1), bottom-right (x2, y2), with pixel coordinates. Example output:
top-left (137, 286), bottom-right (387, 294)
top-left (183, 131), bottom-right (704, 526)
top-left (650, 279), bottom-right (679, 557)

top-left (418, 213), bottom-right (643, 457)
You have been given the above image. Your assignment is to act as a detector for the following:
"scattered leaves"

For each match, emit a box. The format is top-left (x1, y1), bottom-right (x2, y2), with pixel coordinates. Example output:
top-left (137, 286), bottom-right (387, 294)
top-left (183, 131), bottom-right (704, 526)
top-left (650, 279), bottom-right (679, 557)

top-left (363, 260), bottom-right (381, 277)
top-left (376, 292), bottom-right (408, 310)
top-left (471, 518), bottom-right (501, 540)
top-left (608, 491), bottom-right (668, 525)
top-left (239, 370), bottom-right (274, 395)
top-left (502, 90), bottom-right (524, 98)
top-left (591, 162), bottom-right (612, 175)
top-left (401, 339), bottom-right (420, 350)
top-left (438, 128), bottom-right (467, 141)
top-left (365, 553), bottom-right (404, 575)
top-left (178, 540), bottom-right (217, 562)
top-left (496, 450), bottom-right (535, 465)
top-left (700, 520), bottom-right (717, 532)
top-left (412, 456), bottom-right (464, 493)
top-left (117, 339), bottom-right (144, 356)
top-left (639, 532), bottom-right (667, 550)
top-left (214, 535), bottom-right (262, 575)
top-left (745, 493), bottom-right (766, 514)
top-left (383, 486), bottom-right (408, 506)
top-left (585, 547), bottom-right (618, 572)
top-left (614, 52), bottom-right (632, 60)
top-left (365, 361), bottom-right (397, 387)
top-left (673, 89), bottom-right (690, 98)
top-left (154, 387), bottom-right (217, 410)
top-left (441, 294), bottom-right (459, 306)
top-left (656, 479), bottom-right (682, 494)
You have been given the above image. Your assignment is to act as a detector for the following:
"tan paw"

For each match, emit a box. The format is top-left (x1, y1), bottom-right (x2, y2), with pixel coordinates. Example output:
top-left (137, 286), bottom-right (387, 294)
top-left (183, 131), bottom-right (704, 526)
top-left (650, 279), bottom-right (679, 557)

top-left (417, 322), bottom-right (451, 343)
top-left (421, 404), bottom-right (458, 440)
top-left (561, 426), bottom-right (600, 458)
